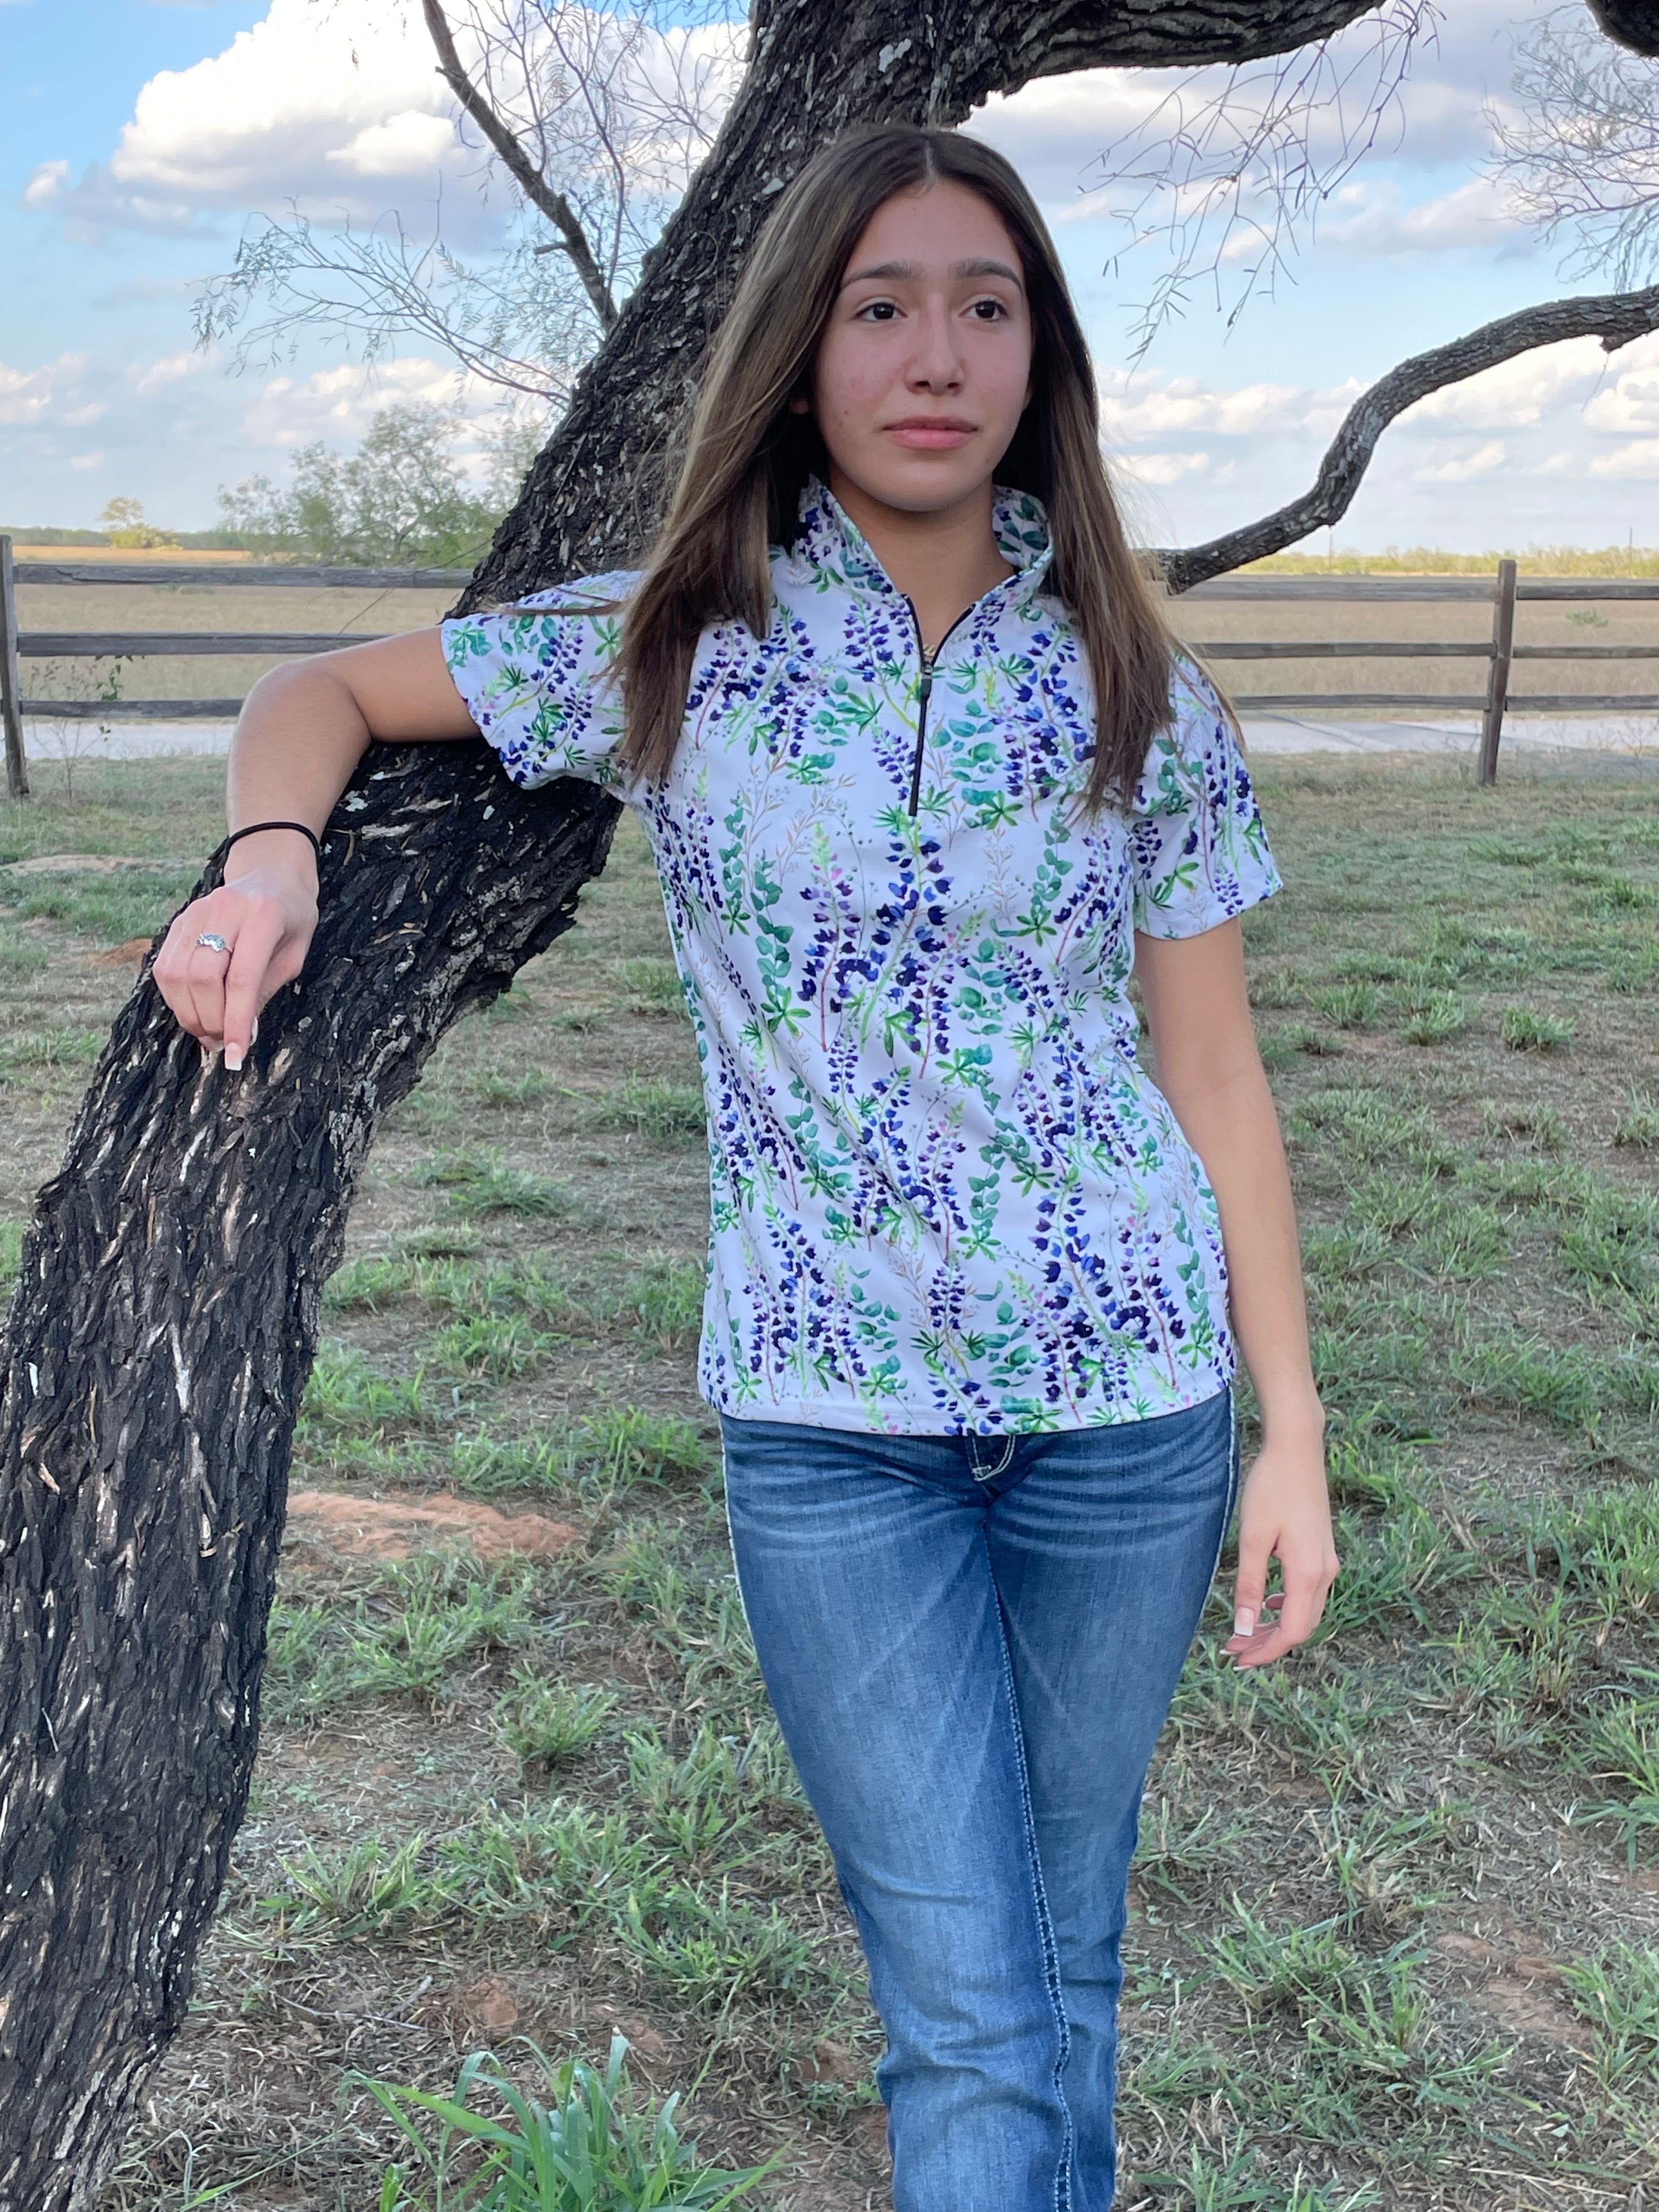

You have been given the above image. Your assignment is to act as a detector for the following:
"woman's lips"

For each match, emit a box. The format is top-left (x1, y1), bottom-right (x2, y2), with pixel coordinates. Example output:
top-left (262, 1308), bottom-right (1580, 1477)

top-left (885, 421), bottom-right (976, 450)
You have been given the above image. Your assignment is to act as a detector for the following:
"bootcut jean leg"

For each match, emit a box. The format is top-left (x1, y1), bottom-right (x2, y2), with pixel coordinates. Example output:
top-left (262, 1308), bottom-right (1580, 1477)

top-left (718, 1388), bottom-right (1238, 2212)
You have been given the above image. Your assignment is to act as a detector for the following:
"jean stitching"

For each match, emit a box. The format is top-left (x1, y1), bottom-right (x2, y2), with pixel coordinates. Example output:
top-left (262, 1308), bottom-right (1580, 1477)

top-left (1201, 1386), bottom-right (1242, 1597)
top-left (972, 1432), bottom-right (1017, 1483)
top-left (985, 1532), bottom-right (1074, 2212)
top-left (718, 1442), bottom-right (763, 1654)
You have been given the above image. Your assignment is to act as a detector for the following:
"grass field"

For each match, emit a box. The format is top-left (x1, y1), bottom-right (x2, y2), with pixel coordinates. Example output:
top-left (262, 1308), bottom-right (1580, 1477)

top-left (2, 749), bottom-right (1657, 2211)
top-left (14, 570), bottom-right (1659, 721)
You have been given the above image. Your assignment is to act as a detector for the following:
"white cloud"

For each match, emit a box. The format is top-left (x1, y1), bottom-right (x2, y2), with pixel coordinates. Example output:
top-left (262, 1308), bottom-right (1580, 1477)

top-left (0, 354), bottom-right (98, 427)
top-left (327, 113), bottom-right (461, 180)
top-left (22, 160), bottom-right (69, 209)
top-left (1587, 439), bottom-right (1659, 480)
top-left (1099, 369), bottom-right (1361, 442)
top-left (235, 357), bottom-right (499, 449)
top-left (0, 343), bottom-right (507, 524)
top-left (128, 351), bottom-right (213, 397)
top-left (1317, 174), bottom-right (1530, 256)
top-left (1116, 450), bottom-right (1210, 486)
top-left (22, 0), bottom-right (470, 235)
top-left (22, 0), bottom-right (740, 246)
top-left (1407, 331), bottom-right (1659, 431)
top-left (1583, 343), bottom-right (1659, 433)
top-left (1412, 438), bottom-right (1508, 482)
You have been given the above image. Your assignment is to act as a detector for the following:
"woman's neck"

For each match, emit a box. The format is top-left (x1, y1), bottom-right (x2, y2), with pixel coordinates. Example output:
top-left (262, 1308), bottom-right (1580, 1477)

top-left (828, 466), bottom-right (1015, 653)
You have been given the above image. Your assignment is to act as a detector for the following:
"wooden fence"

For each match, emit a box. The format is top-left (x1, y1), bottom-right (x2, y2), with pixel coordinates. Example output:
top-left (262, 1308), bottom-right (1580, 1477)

top-left (5, 540), bottom-right (1659, 802)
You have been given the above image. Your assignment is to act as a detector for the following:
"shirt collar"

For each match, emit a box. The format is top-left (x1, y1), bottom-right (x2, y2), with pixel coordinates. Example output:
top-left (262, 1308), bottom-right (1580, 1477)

top-left (790, 472), bottom-right (1055, 601)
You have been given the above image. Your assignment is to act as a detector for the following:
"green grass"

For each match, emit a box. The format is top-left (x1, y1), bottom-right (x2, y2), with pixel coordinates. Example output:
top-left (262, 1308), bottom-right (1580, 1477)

top-left (0, 869), bottom-right (199, 947)
top-left (1499, 1004), bottom-right (1575, 1052)
top-left (495, 1671), bottom-right (620, 1768)
top-left (453, 1409), bottom-right (709, 1508)
top-left (616, 956), bottom-right (687, 1018)
top-left (0, 1024), bottom-right (106, 1075)
top-left (1399, 989), bottom-right (1466, 1046)
top-left (359, 2036), bottom-right (778, 2209)
top-left (41, 759), bottom-right (1659, 2208)
top-left (595, 1075), bottom-right (706, 1140)
top-left (297, 1344), bottom-right (444, 1446)
top-left (266, 1554), bottom-right (548, 1719)
top-left (468, 1068), bottom-right (555, 1108)
top-left (419, 1149), bottom-right (577, 1219)
top-left (618, 1258), bottom-right (705, 1352)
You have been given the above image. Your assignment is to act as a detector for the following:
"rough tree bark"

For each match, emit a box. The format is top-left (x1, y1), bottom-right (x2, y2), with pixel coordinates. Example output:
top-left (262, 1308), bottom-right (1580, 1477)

top-left (1589, 1), bottom-right (1659, 57)
top-left (0, 3), bottom-right (1639, 2201)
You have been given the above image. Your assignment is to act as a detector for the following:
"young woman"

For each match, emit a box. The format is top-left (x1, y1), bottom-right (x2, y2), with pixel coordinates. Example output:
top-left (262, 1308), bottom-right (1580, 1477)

top-left (157, 125), bottom-right (1338, 2212)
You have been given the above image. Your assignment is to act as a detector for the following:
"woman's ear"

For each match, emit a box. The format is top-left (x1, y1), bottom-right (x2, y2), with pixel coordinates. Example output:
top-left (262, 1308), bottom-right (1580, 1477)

top-left (787, 393), bottom-right (812, 416)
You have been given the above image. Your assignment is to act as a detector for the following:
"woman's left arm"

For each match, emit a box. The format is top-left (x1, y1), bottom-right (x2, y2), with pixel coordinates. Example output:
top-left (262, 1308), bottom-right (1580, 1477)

top-left (1136, 916), bottom-right (1341, 1668)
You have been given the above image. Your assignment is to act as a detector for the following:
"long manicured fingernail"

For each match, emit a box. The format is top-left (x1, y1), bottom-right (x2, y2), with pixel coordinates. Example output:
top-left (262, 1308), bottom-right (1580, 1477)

top-left (225, 1042), bottom-right (245, 1072)
top-left (1234, 1607), bottom-right (1256, 1637)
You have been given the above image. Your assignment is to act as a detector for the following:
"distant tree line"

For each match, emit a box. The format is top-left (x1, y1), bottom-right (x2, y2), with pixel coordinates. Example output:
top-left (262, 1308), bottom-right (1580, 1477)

top-left (8, 403), bottom-right (540, 568)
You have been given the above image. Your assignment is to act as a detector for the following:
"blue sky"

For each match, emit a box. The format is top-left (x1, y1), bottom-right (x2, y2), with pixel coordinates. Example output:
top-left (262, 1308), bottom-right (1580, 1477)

top-left (5, 0), bottom-right (1657, 549)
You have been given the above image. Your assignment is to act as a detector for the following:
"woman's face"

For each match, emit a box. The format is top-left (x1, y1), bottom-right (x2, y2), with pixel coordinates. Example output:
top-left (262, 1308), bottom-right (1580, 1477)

top-left (801, 180), bottom-right (1034, 517)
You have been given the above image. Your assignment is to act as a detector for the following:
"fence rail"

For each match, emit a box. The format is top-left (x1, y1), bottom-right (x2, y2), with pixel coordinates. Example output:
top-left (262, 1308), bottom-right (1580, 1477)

top-left (7, 541), bottom-right (1659, 800)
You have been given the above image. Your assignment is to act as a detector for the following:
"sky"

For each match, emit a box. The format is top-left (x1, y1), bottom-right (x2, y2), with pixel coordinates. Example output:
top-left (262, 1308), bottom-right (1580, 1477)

top-left (3, 0), bottom-right (1657, 552)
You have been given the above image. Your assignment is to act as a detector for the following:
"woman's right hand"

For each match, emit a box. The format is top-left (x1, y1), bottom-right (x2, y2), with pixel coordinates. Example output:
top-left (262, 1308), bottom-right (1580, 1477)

top-left (155, 850), bottom-right (319, 1071)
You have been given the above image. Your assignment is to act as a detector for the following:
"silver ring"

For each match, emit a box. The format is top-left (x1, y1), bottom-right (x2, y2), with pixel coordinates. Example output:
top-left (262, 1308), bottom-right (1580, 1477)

top-left (195, 932), bottom-right (232, 955)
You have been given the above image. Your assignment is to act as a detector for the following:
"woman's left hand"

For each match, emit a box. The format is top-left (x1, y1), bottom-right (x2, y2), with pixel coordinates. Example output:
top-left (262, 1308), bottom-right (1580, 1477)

top-left (1223, 1435), bottom-right (1340, 1668)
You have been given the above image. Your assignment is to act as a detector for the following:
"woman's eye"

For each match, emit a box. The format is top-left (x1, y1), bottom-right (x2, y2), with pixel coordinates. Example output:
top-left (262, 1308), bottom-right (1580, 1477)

top-left (971, 298), bottom-right (1008, 321)
top-left (857, 300), bottom-right (899, 321)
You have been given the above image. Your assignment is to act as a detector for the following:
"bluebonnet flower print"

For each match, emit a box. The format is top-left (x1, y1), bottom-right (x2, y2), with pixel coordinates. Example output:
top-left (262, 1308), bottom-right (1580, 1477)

top-left (442, 477), bottom-right (1283, 1435)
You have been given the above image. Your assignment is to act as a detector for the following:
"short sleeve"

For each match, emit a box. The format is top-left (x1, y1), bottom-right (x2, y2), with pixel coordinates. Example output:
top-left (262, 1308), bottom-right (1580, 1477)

top-left (440, 568), bottom-right (642, 791)
top-left (1127, 655), bottom-right (1283, 938)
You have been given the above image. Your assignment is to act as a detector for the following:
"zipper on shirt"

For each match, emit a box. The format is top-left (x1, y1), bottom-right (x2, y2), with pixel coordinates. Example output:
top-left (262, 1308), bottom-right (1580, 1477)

top-left (902, 596), bottom-right (976, 820)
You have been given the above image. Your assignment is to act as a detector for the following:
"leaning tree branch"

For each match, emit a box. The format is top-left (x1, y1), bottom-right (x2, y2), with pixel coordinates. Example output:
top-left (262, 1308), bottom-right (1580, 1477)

top-left (420, 0), bottom-right (619, 330)
top-left (1158, 282), bottom-right (1659, 594)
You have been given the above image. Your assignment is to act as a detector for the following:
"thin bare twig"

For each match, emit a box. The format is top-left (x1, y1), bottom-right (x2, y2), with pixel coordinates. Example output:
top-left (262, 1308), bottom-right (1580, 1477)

top-left (420, 0), bottom-right (619, 328)
top-left (1085, 1), bottom-right (1442, 358)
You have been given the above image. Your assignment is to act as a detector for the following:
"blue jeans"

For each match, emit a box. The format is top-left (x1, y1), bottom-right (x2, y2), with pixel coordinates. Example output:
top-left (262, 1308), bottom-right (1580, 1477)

top-left (719, 1387), bottom-right (1240, 2212)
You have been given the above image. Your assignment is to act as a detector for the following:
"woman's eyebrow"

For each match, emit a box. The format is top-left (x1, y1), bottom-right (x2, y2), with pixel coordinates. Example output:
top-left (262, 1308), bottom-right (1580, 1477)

top-left (839, 256), bottom-right (1024, 288)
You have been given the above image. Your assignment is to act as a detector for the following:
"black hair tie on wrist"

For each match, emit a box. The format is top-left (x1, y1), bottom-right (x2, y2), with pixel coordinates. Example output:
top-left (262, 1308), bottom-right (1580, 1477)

top-left (223, 820), bottom-right (323, 863)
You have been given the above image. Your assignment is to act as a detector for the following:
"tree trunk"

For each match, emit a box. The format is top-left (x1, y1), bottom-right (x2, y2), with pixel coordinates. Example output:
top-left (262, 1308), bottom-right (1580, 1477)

top-left (0, 4), bottom-right (1462, 2200)
top-left (0, 760), bottom-right (618, 2206)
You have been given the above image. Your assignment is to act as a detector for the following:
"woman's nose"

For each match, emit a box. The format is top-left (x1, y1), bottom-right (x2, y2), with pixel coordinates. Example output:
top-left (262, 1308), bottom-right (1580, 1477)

top-left (906, 303), bottom-right (964, 390)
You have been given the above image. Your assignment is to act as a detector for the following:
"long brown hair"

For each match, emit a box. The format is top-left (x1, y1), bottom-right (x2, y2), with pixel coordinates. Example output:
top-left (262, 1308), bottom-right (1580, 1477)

top-left (616, 124), bottom-right (1176, 811)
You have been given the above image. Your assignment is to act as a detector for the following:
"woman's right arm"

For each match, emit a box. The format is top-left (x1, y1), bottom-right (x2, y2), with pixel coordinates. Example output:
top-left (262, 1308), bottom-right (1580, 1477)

top-left (154, 628), bottom-right (476, 1069)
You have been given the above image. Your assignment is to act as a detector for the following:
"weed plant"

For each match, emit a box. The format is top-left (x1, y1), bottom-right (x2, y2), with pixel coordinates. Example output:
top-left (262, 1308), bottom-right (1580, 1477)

top-left (360, 2036), bottom-right (777, 2209)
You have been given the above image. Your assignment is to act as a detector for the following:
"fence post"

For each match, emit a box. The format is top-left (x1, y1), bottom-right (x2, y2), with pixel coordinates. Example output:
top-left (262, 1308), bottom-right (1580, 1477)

top-left (1477, 556), bottom-right (1517, 786)
top-left (1, 534), bottom-right (30, 800)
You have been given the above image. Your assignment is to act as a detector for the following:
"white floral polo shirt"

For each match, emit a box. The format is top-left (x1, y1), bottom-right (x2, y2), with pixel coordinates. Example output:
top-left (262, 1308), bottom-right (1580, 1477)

top-left (442, 477), bottom-right (1282, 1435)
